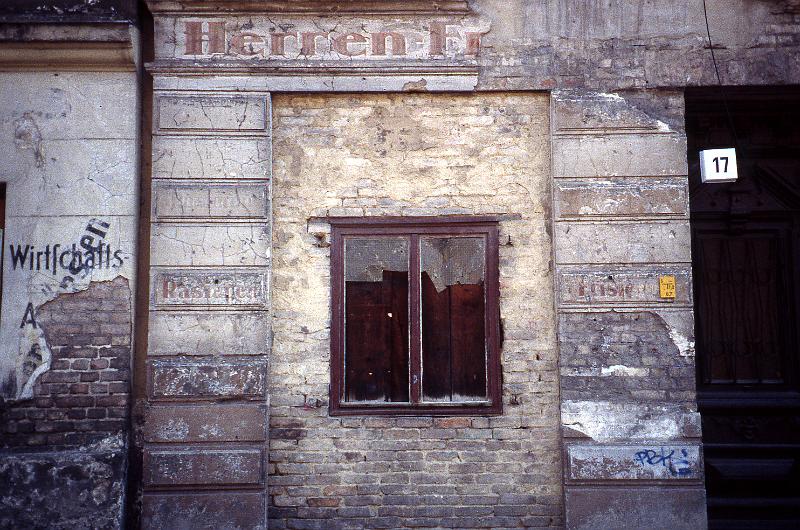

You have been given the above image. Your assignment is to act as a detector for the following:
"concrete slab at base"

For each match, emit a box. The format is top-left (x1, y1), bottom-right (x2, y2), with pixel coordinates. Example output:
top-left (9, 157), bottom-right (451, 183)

top-left (0, 447), bottom-right (126, 529)
top-left (565, 486), bottom-right (707, 530)
top-left (142, 491), bottom-right (266, 529)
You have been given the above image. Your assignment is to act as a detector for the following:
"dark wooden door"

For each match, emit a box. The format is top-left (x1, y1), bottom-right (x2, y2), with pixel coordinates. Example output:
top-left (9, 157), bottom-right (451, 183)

top-left (687, 89), bottom-right (800, 529)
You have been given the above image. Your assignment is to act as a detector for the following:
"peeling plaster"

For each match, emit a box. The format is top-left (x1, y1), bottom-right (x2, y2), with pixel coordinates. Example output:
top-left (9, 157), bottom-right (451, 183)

top-left (665, 322), bottom-right (696, 358)
top-left (553, 89), bottom-right (681, 134)
top-left (561, 400), bottom-right (700, 443)
top-left (656, 311), bottom-right (696, 358)
top-left (13, 112), bottom-right (45, 168)
top-left (0, 216), bottom-right (135, 400)
top-left (600, 365), bottom-right (648, 377)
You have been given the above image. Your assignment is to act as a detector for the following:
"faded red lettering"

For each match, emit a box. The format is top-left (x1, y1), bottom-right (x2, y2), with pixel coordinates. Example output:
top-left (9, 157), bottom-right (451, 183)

top-left (371, 32), bottom-right (407, 56)
top-left (301, 31), bottom-right (328, 56)
top-left (332, 33), bottom-right (367, 56)
top-left (466, 31), bottom-right (484, 56)
top-left (162, 280), bottom-right (175, 299)
top-left (269, 32), bottom-right (297, 56)
top-left (230, 32), bottom-right (264, 56)
top-left (184, 21), bottom-right (226, 55)
top-left (429, 22), bottom-right (457, 56)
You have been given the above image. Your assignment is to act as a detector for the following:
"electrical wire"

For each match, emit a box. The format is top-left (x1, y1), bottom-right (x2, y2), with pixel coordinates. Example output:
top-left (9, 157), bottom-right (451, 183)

top-left (702, 0), bottom-right (741, 150)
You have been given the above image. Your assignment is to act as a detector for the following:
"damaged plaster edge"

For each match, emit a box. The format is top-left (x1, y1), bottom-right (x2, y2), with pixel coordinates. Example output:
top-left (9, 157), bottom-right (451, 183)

top-left (552, 89), bottom-right (625, 102)
top-left (1, 432), bottom-right (128, 455)
top-left (562, 366), bottom-right (650, 378)
top-left (8, 274), bottom-right (132, 402)
top-left (552, 88), bottom-right (680, 134)
top-left (560, 399), bottom-right (701, 443)
top-left (654, 310), bottom-right (696, 358)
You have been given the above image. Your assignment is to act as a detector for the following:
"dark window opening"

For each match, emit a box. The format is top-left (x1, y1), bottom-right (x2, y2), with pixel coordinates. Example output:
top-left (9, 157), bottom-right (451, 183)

top-left (344, 238), bottom-right (409, 403)
top-left (330, 217), bottom-right (501, 415)
top-left (420, 236), bottom-right (487, 402)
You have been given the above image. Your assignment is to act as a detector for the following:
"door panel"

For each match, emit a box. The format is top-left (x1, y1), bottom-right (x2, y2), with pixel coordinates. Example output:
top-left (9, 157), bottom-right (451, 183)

top-left (687, 88), bottom-right (800, 529)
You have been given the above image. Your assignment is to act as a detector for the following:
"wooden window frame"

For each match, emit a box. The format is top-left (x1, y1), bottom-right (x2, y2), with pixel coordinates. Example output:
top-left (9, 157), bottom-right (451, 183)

top-left (329, 216), bottom-right (502, 416)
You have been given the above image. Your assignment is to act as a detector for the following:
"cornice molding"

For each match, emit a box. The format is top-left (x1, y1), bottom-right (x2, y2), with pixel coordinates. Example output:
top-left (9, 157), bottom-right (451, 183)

top-left (0, 41), bottom-right (137, 71)
top-left (0, 24), bottom-right (139, 71)
top-left (147, 59), bottom-right (477, 75)
top-left (145, 1), bottom-right (472, 16)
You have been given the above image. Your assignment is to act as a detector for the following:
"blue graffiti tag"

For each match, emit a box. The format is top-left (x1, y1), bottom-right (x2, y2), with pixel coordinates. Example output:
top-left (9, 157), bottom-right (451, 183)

top-left (634, 447), bottom-right (693, 477)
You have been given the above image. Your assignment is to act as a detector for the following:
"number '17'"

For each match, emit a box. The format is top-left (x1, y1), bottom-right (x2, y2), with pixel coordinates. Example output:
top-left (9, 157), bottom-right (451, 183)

top-left (713, 156), bottom-right (729, 173)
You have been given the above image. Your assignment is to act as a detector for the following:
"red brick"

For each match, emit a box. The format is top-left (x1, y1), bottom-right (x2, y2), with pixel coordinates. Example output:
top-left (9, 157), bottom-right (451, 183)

top-left (67, 409), bottom-right (87, 420)
top-left (50, 360), bottom-right (71, 370)
top-left (86, 408), bottom-right (106, 419)
top-left (34, 398), bottom-right (53, 408)
top-left (90, 358), bottom-right (110, 370)
top-left (108, 407), bottom-right (127, 418)
top-left (65, 348), bottom-right (97, 359)
top-left (107, 382), bottom-right (127, 394)
top-left (80, 372), bottom-right (100, 382)
top-left (40, 371), bottom-right (80, 384)
top-left (99, 369), bottom-right (129, 382)
top-left (70, 359), bottom-right (90, 370)
top-left (90, 382), bottom-right (109, 394)
top-left (434, 418), bottom-right (471, 428)
top-left (307, 498), bottom-right (340, 507)
top-left (95, 395), bottom-right (126, 407)
top-left (54, 395), bottom-right (93, 407)
top-left (92, 419), bottom-right (126, 432)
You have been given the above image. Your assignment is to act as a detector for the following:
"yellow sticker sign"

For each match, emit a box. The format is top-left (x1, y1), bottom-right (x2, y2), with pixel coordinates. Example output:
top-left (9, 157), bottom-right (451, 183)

top-left (659, 275), bottom-right (676, 300)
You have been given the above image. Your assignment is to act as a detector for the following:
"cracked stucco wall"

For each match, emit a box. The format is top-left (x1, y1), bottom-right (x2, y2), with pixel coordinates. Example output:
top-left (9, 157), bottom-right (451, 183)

top-left (472, 0), bottom-right (800, 90)
top-left (0, 71), bottom-right (137, 400)
top-left (0, 38), bottom-right (138, 528)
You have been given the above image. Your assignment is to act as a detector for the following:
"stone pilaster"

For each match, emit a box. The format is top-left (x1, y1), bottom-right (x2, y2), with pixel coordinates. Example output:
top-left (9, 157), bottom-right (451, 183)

top-left (141, 83), bottom-right (272, 529)
top-left (551, 89), bottom-right (708, 529)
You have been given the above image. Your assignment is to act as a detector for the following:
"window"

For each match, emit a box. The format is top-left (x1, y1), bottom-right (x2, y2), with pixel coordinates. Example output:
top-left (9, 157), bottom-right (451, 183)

top-left (329, 217), bottom-right (502, 415)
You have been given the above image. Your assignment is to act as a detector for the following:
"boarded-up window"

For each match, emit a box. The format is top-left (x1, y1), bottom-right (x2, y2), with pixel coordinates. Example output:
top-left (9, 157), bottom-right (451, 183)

top-left (421, 237), bottom-right (487, 402)
top-left (330, 218), bottom-right (501, 415)
top-left (344, 238), bottom-right (409, 403)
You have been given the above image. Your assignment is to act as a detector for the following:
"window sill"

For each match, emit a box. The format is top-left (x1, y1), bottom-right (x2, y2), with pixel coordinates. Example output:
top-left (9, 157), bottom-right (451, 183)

top-left (330, 401), bottom-right (502, 416)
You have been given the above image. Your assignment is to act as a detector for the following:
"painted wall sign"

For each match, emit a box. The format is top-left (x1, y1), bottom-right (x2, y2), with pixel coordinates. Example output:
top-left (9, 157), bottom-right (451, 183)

top-left (0, 217), bottom-right (134, 399)
top-left (559, 269), bottom-right (691, 306)
top-left (156, 17), bottom-right (489, 62)
top-left (153, 270), bottom-right (268, 307)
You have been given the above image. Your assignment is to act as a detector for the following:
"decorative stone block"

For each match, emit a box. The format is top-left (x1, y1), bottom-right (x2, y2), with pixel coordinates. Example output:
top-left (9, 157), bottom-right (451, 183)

top-left (155, 95), bottom-right (268, 133)
top-left (143, 448), bottom-right (263, 486)
top-left (148, 359), bottom-right (267, 399)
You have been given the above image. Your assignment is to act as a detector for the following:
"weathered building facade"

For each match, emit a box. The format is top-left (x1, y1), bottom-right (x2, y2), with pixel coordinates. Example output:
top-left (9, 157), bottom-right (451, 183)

top-left (0, 1), bottom-right (140, 528)
top-left (1, 0), bottom-right (799, 529)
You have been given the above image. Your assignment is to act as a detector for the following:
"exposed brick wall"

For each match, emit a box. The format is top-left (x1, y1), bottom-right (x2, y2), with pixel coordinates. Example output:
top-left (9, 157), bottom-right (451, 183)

top-left (1, 277), bottom-right (131, 448)
top-left (270, 93), bottom-right (561, 528)
top-left (0, 277), bottom-right (131, 528)
top-left (559, 312), bottom-right (696, 405)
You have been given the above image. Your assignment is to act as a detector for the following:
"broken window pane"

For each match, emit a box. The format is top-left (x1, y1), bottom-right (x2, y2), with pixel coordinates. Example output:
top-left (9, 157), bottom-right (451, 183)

top-left (420, 236), bottom-right (487, 402)
top-left (344, 238), bottom-right (409, 403)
